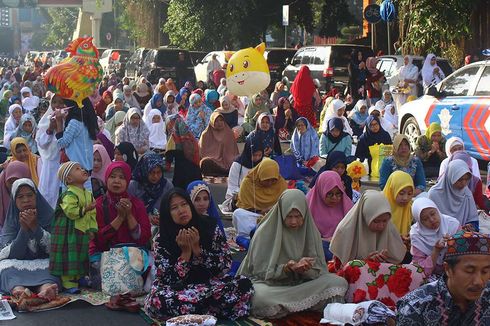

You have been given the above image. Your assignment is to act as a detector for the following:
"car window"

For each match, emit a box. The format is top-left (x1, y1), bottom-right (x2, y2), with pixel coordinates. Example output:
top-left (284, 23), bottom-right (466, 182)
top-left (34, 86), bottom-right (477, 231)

top-left (441, 66), bottom-right (480, 97)
top-left (437, 60), bottom-right (453, 77)
top-left (378, 59), bottom-right (394, 77)
top-left (100, 51), bottom-right (109, 59)
top-left (156, 50), bottom-right (192, 66)
top-left (474, 66), bottom-right (490, 96)
top-left (301, 48), bottom-right (315, 65)
top-left (202, 53), bottom-right (212, 63)
top-left (266, 50), bottom-right (296, 65)
top-left (312, 47), bottom-right (327, 65)
top-left (291, 50), bottom-right (304, 66)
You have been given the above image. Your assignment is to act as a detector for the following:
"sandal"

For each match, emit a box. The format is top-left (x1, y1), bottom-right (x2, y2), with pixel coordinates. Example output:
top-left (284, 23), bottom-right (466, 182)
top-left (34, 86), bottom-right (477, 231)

top-left (105, 293), bottom-right (140, 313)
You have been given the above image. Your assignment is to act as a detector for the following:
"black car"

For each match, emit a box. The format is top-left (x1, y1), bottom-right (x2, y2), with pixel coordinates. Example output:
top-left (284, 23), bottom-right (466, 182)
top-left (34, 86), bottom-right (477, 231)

top-left (282, 44), bottom-right (374, 93)
top-left (125, 47), bottom-right (150, 79)
top-left (265, 48), bottom-right (297, 92)
top-left (140, 47), bottom-right (195, 85)
top-left (189, 51), bottom-right (208, 66)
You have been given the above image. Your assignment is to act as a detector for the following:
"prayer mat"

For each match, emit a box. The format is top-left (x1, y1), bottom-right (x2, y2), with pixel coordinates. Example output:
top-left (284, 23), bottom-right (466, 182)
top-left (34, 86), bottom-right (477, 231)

top-left (271, 311), bottom-right (323, 326)
top-left (140, 312), bottom-right (271, 326)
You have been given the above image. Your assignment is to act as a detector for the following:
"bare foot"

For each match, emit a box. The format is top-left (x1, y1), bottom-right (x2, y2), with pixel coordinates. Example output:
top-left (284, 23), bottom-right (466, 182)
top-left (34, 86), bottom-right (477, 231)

top-left (38, 283), bottom-right (58, 301)
top-left (11, 286), bottom-right (26, 298)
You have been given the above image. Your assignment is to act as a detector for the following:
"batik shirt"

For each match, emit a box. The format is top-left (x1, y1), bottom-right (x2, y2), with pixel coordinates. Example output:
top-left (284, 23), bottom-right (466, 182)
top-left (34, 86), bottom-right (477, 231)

top-left (396, 277), bottom-right (490, 325)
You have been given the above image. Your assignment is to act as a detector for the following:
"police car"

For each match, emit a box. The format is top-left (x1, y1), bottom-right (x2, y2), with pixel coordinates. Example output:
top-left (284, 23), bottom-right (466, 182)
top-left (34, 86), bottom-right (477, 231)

top-left (399, 60), bottom-right (490, 161)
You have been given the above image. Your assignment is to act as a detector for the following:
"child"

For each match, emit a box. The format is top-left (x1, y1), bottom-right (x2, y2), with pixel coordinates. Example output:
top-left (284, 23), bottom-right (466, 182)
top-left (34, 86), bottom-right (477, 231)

top-left (50, 161), bottom-right (98, 292)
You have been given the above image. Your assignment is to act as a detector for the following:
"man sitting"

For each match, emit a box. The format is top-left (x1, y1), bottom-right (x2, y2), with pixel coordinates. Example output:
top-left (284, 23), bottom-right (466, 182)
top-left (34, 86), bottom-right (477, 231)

top-left (396, 231), bottom-right (490, 325)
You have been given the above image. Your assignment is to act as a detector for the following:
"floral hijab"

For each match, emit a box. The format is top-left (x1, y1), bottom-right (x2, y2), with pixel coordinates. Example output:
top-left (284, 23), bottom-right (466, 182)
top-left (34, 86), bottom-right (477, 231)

top-left (14, 113), bottom-right (37, 154)
top-left (117, 108), bottom-right (150, 149)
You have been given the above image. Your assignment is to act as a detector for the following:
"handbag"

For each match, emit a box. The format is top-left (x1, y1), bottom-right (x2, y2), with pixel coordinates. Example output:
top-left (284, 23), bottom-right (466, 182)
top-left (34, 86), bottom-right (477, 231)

top-left (101, 245), bottom-right (149, 296)
top-left (277, 117), bottom-right (290, 141)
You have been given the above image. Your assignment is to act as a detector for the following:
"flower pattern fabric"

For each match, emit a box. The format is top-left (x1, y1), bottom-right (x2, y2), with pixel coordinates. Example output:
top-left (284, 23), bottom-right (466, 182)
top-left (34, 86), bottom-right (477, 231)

top-left (337, 260), bottom-right (426, 310)
top-left (144, 227), bottom-right (253, 320)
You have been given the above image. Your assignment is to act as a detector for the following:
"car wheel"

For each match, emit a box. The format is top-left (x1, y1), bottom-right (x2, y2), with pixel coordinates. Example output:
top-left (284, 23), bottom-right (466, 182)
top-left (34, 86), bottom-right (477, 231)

top-left (402, 117), bottom-right (421, 150)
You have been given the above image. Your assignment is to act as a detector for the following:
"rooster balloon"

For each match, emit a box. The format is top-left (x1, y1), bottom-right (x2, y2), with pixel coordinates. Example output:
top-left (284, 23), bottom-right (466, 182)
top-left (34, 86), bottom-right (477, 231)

top-left (44, 37), bottom-right (103, 108)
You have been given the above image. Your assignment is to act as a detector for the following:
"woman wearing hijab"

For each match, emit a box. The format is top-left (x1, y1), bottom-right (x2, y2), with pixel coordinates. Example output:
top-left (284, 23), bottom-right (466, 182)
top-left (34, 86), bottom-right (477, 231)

top-left (105, 110), bottom-right (125, 142)
top-left (242, 93), bottom-right (270, 134)
top-left (144, 188), bottom-right (253, 321)
top-left (379, 134), bottom-right (426, 195)
top-left (105, 92), bottom-right (130, 121)
top-left (217, 78), bottom-right (227, 96)
top-left (145, 109), bottom-right (167, 153)
top-left (9, 137), bottom-right (41, 186)
top-left (323, 99), bottom-right (353, 136)
top-left (421, 53), bottom-right (445, 90)
top-left (0, 179), bottom-right (60, 300)
top-left (215, 96), bottom-right (238, 129)
top-left (165, 78), bottom-right (178, 93)
top-left (115, 108), bottom-right (149, 155)
top-left (90, 161), bottom-right (151, 256)
top-left (199, 112), bottom-right (239, 177)
top-left (329, 190), bottom-right (424, 308)
top-left (133, 82), bottom-right (152, 108)
top-left (95, 91), bottom-right (112, 120)
top-left (114, 142), bottom-right (139, 171)
top-left (382, 171), bottom-right (415, 236)
top-left (365, 57), bottom-right (384, 105)
top-left (221, 138), bottom-right (264, 213)
top-left (290, 117), bottom-right (319, 165)
top-left (165, 114), bottom-right (202, 189)
top-left (274, 97), bottom-right (298, 140)
top-left (128, 152), bottom-right (173, 219)
top-left (143, 93), bottom-right (165, 124)
top-left (122, 85), bottom-right (140, 109)
top-left (187, 180), bottom-right (225, 235)
top-left (348, 50), bottom-right (361, 101)
top-left (14, 113), bottom-right (37, 154)
top-left (36, 94), bottom-right (63, 209)
top-left (429, 159), bottom-right (479, 231)
top-left (237, 189), bottom-right (348, 319)
top-left (416, 122), bottom-right (447, 178)
top-left (347, 99), bottom-right (369, 137)
top-left (449, 151), bottom-right (486, 210)
top-left (226, 92), bottom-right (246, 125)
top-left (0, 161), bottom-right (31, 229)
top-left (396, 55), bottom-right (419, 99)
top-left (185, 93), bottom-right (213, 139)
top-left (233, 158), bottom-right (288, 239)
top-left (320, 117), bottom-right (352, 158)
top-left (438, 136), bottom-right (480, 178)
top-left (307, 171), bottom-right (353, 260)
top-left (91, 144), bottom-right (111, 199)
top-left (4, 104), bottom-right (22, 149)
top-left (410, 197), bottom-right (460, 279)
top-left (290, 66), bottom-right (317, 126)
top-left (246, 113), bottom-right (282, 158)
top-left (309, 151), bottom-right (354, 200)
top-left (204, 89), bottom-right (220, 109)
top-left (176, 87), bottom-right (190, 118)
top-left (20, 86), bottom-right (40, 113)
top-left (355, 115), bottom-right (392, 174)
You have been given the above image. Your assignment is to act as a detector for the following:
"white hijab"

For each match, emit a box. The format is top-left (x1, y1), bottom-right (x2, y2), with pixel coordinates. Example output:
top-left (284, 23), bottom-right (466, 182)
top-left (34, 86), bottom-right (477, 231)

top-left (410, 197), bottom-right (460, 264)
top-left (147, 109), bottom-right (166, 150)
top-left (383, 104), bottom-right (398, 127)
top-left (445, 136), bottom-right (464, 157)
top-left (36, 105), bottom-right (59, 161)
top-left (422, 53), bottom-right (445, 88)
top-left (398, 55), bottom-right (419, 81)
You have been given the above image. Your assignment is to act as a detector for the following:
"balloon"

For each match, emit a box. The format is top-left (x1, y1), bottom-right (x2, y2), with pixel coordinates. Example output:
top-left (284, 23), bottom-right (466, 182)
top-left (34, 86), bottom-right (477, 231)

top-left (226, 43), bottom-right (270, 96)
top-left (111, 51), bottom-right (120, 61)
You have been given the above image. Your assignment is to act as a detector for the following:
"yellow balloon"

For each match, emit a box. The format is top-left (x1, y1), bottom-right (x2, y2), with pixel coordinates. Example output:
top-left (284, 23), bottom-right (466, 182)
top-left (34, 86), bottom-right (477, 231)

top-left (225, 43), bottom-right (270, 96)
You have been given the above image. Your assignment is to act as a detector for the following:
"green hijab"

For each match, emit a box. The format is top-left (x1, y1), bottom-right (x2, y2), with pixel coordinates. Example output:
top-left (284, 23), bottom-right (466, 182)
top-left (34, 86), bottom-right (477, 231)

top-left (237, 189), bottom-right (327, 285)
top-left (245, 93), bottom-right (269, 124)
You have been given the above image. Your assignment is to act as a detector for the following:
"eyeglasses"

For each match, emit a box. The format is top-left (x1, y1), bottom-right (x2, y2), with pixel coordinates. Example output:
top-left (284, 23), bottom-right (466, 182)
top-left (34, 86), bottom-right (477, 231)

top-left (326, 192), bottom-right (343, 199)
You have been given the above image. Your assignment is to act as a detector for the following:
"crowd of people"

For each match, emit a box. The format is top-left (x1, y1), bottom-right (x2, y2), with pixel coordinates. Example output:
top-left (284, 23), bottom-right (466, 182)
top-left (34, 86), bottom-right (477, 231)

top-left (0, 50), bottom-right (488, 325)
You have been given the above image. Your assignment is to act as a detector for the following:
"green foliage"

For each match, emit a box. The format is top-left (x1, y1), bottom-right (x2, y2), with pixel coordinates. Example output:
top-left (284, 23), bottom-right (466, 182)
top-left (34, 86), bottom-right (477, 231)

top-left (42, 8), bottom-right (78, 48)
top-left (319, 0), bottom-right (355, 37)
top-left (397, 0), bottom-right (478, 65)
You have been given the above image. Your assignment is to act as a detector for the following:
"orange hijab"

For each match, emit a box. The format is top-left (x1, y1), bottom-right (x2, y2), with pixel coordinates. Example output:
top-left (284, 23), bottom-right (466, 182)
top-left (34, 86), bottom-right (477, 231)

top-left (10, 137), bottom-right (40, 185)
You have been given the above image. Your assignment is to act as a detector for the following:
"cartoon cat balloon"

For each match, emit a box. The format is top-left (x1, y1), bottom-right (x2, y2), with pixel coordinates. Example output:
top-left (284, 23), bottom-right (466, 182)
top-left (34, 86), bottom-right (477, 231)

top-left (226, 43), bottom-right (270, 96)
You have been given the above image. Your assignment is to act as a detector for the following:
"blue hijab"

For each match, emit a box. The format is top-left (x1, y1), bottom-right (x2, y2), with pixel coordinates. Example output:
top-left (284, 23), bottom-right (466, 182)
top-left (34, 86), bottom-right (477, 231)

top-left (291, 117), bottom-right (319, 161)
top-left (186, 180), bottom-right (225, 236)
top-left (204, 89), bottom-right (219, 109)
top-left (176, 86), bottom-right (190, 108)
top-left (150, 93), bottom-right (165, 115)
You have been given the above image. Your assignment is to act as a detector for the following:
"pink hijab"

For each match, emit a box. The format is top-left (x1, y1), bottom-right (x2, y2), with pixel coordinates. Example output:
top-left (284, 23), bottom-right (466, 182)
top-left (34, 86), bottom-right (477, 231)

top-left (306, 171), bottom-right (353, 238)
top-left (92, 144), bottom-right (112, 183)
top-left (0, 161), bottom-right (31, 228)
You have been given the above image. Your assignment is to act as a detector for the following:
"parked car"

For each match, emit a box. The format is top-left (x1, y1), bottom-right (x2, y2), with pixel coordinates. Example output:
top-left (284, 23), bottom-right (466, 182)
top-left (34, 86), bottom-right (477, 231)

top-left (398, 61), bottom-right (490, 160)
top-left (24, 51), bottom-right (39, 67)
top-left (141, 47), bottom-right (195, 85)
top-left (190, 51), bottom-right (208, 66)
top-left (264, 48), bottom-right (297, 93)
top-left (125, 47), bottom-right (150, 79)
top-left (193, 51), bottom-right (233, 83)
top-left (52, 50), bottom-right (68, 65)
top-left (282, 44), bottom-right (374, 93)
top-left (377, 55), bottom-right (453, 94)
top-left (99, 49), bottom-right (131, 77)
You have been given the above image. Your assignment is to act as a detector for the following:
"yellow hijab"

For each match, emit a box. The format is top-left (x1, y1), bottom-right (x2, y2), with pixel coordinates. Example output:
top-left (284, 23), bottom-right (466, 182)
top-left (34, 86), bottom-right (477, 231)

top-left (236, 158), bottom-right (287, 211)
top-left (382, 170), bottom-right (414, 235)
top-left (10, 137), bottom-right (39, 186)
top-left (425, 122), bottom-right (441, 139)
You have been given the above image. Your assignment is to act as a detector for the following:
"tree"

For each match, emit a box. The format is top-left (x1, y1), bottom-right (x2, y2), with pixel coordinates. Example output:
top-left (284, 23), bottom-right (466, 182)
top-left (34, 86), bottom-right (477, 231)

top-left (42, 8), bottom-right (78, 48)
top-left (397, 0), bottom-right (479, 66)
top-left (319, 0), bottom-right (355, 37)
